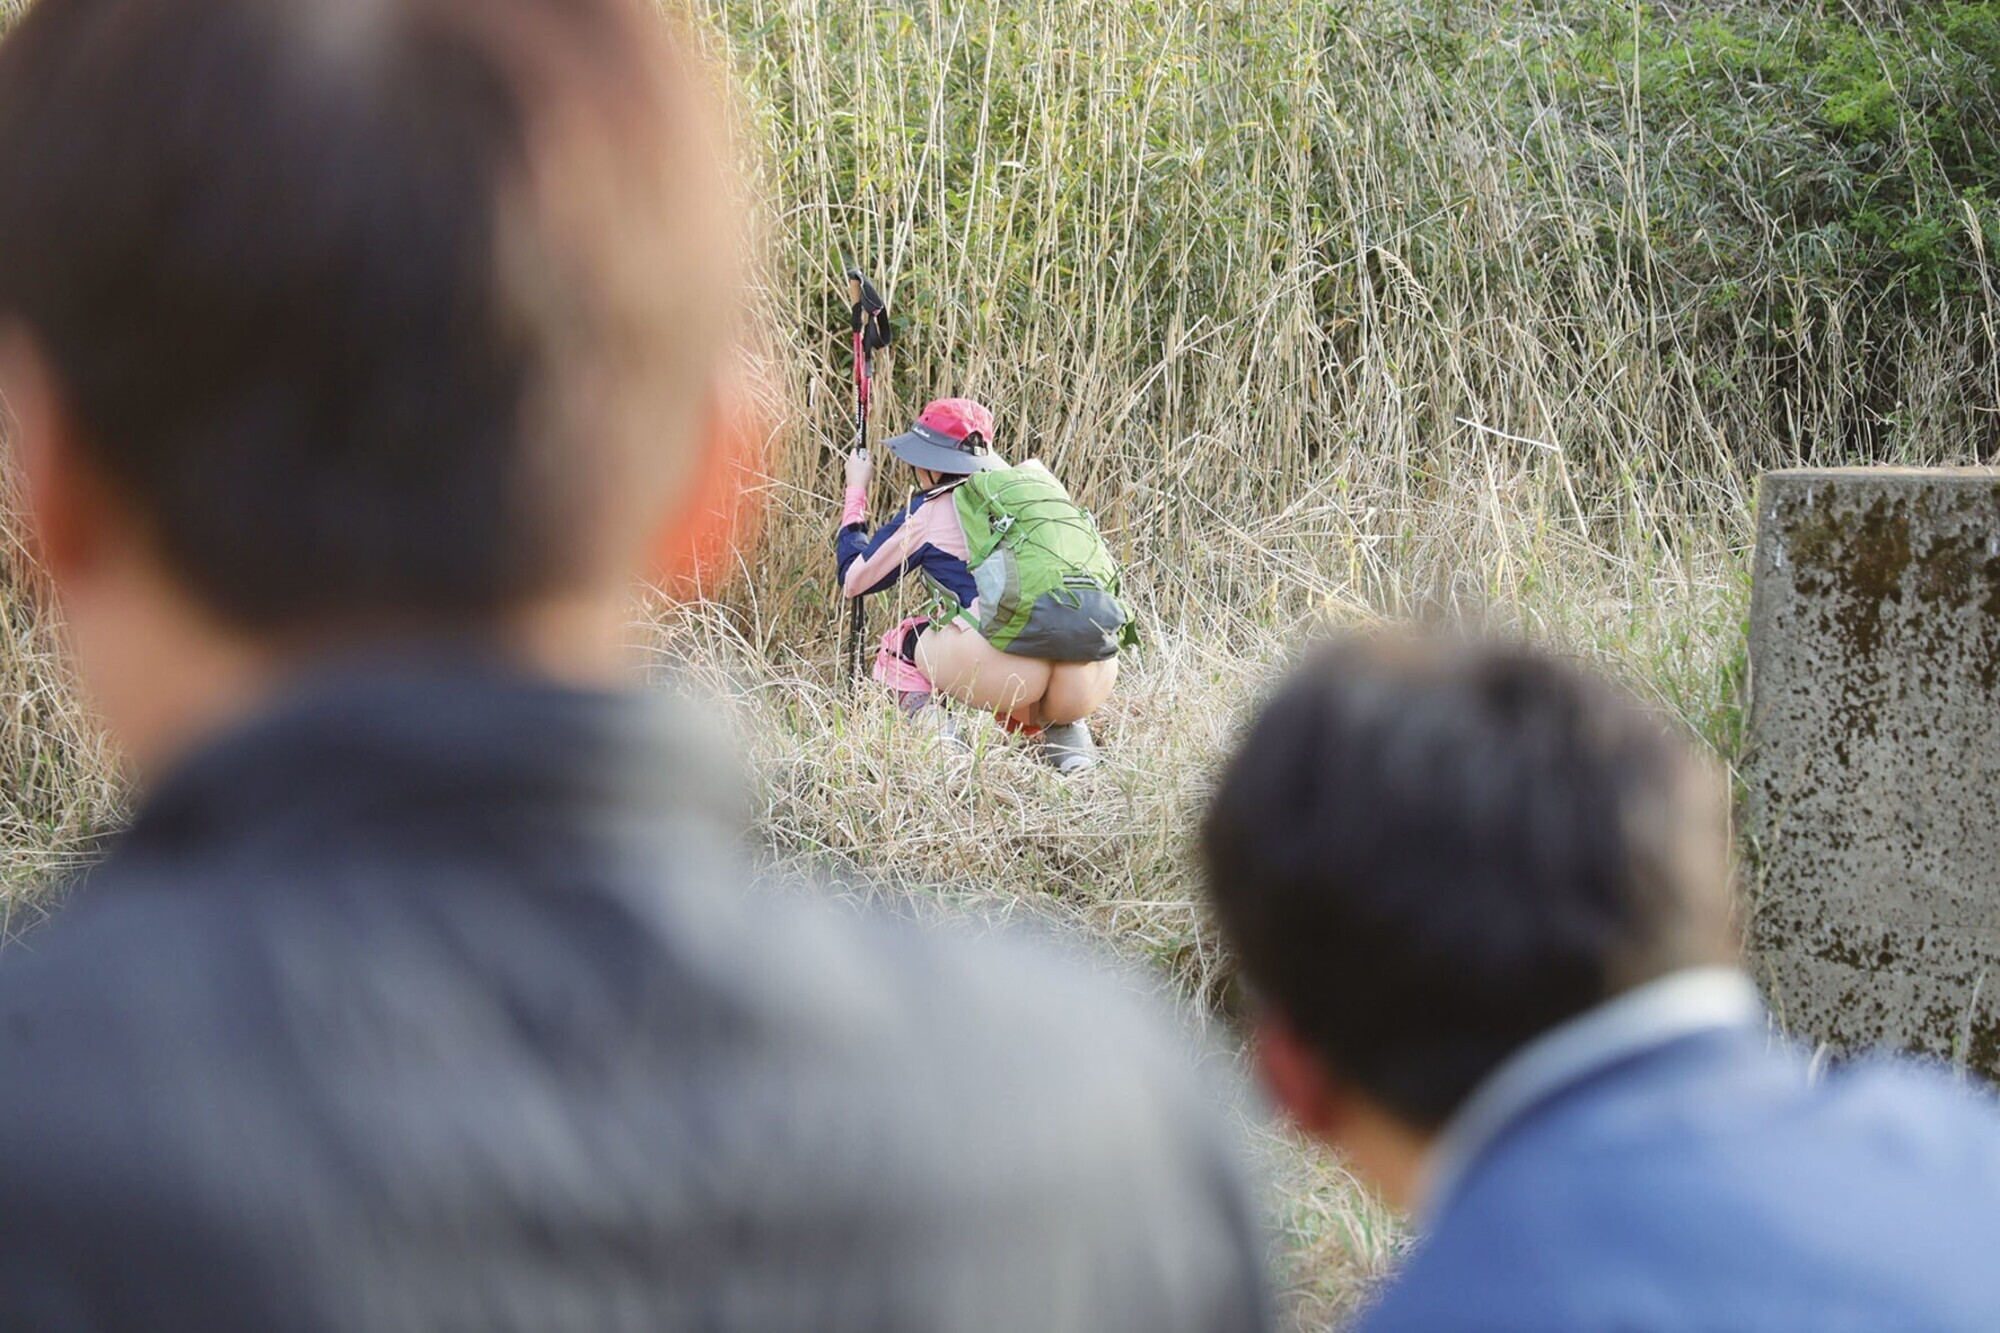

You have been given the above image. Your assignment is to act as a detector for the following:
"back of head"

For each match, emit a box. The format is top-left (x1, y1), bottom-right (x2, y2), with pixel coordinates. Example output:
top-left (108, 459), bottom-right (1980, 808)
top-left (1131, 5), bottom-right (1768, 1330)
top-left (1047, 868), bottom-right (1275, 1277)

top-left (0, 0), bottom-right (731, 631)
top-left (1200, 633), bottom-right (1738, 1130)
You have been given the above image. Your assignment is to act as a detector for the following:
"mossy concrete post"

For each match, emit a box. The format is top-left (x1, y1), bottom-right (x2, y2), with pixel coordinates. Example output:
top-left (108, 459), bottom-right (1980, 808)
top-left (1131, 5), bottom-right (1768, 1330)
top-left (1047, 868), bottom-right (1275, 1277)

top-left (1749, 467), bottom-right (2000, 1077)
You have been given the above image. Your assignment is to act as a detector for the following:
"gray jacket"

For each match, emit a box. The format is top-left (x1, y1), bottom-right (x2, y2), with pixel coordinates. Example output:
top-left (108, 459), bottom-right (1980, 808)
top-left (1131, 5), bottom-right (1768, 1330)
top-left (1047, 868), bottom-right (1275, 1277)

top-left (0, 662), bottom-right (1270, 1331)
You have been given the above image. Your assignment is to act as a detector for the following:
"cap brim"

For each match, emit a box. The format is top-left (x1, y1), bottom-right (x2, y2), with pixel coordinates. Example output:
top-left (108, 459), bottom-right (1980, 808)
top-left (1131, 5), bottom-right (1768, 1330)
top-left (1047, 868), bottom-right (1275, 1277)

top-left (883, 423), bottom-right (1004, 473)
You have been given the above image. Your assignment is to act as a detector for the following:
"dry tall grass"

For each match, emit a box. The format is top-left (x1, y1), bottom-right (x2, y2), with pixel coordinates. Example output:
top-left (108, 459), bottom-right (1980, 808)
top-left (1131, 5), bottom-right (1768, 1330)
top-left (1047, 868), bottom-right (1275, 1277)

top-left (702, 0), bottom-right (1991, 748)
top-left (0, 474), bottom-right (118, 929)
top-left (1, 0), bottom-right (1995, 1325)
top-left (661, 0), bottom-right (1994, 1317)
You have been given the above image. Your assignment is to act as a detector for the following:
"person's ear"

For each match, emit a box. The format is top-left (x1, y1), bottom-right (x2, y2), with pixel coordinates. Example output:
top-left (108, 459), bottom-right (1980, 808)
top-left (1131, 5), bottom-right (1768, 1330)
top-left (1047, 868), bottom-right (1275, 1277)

top-left (1256, 1005), bottom-right (1438, 1212)
top-left (646, 364), bottom-right (769, 597)
top-left (1253, 1008), bottom-right (1352, 1140)
top-left (1, 327), bottom-right (105, 591)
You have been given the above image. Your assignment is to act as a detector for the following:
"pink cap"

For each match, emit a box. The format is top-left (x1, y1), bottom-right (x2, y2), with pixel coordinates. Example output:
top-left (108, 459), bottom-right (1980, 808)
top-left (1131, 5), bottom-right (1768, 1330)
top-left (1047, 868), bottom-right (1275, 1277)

top-left (884, 397), bottom-right (1003, 474)
top-left (916, 398), bottom-right (995, 444)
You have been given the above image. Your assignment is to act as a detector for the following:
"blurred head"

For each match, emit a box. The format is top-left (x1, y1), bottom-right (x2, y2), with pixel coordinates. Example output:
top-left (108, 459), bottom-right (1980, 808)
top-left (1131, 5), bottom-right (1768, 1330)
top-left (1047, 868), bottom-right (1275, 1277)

top-left (0, 0), bottom-right (742, 769)
top-left (1199, 633), bottom-right (1736, 1206)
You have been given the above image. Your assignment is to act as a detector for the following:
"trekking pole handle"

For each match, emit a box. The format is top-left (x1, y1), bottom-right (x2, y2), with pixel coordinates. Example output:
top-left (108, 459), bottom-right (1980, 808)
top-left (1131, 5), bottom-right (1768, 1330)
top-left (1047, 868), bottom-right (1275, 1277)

top-left (845, 267), bottom-right (889, 337)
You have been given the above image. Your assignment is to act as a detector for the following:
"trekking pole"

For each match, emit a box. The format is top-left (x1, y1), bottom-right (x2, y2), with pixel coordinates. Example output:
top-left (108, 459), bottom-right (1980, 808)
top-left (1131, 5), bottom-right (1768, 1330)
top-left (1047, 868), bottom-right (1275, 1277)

top-left (842, 265), bottom-right (891, 687)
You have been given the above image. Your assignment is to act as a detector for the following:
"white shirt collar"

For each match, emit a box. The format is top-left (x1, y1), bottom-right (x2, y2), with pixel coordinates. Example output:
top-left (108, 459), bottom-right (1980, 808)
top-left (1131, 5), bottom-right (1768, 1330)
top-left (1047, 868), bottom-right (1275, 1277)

top-left (1415, 967), bottom-right (1765, 1225)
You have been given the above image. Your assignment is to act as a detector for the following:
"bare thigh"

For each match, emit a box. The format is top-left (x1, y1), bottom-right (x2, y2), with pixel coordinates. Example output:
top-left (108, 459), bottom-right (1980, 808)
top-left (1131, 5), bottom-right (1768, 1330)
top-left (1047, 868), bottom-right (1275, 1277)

top-left (1038, 658), bottom-right (1119, 725)
top-left (916, 624), bottom-right (1052, 717)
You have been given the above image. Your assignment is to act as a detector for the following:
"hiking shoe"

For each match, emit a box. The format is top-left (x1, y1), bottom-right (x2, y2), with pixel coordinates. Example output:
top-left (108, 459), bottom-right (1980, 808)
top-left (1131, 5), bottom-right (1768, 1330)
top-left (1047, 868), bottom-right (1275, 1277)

top-left (1040, 721), bottom-right (1097, 774)
top-left (903, 695), bottom-right (970, 753)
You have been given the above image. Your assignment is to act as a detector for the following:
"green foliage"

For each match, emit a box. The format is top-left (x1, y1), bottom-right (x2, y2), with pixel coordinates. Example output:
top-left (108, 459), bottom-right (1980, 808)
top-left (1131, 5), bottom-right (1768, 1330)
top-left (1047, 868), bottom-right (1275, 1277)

top-left (1612, 2), bottom-right (1998, 302)
top-left (1503, 0), bottom-right (2000, 451)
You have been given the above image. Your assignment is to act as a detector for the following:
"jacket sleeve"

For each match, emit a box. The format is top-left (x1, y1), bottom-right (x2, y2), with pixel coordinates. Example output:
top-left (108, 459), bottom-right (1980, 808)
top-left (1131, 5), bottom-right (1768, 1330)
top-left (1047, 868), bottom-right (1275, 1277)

top-left (905, 544), bottom-right (979, 614)
top-left (837, 499), bottom-right (919, 599)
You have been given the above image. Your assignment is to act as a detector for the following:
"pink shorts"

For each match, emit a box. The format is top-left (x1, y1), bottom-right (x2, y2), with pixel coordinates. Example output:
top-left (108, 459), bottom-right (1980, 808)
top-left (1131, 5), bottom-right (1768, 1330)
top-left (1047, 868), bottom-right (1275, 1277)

top-left (873, 616), bottom-right (935, 693)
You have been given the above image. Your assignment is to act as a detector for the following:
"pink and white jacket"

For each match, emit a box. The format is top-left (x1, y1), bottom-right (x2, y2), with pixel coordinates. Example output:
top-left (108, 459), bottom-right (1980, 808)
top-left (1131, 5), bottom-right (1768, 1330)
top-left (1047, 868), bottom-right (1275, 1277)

top-left (834, 482), bottom-right (980, 616)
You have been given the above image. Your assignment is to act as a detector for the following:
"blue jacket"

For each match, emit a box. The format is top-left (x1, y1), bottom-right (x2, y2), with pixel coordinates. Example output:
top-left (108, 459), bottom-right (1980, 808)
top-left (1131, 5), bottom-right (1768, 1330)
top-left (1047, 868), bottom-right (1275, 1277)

top-left (1361, 1021), bottom-right (2000, 1330)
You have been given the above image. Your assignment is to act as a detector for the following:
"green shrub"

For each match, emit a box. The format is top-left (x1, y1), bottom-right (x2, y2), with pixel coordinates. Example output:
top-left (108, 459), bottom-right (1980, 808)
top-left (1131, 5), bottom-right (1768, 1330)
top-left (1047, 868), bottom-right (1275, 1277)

top-left (1518, 1), bottom-right (2000, 452)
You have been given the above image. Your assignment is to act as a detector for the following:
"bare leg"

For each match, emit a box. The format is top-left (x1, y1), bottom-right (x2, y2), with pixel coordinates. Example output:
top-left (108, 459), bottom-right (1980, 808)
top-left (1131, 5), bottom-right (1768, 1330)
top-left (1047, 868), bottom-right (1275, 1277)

top-left (917, 624), bottom-right (1119, 726)
top-left (1038, 659), bottom-right (1119, 725)
top-left (915, 624), bottom-right (1052, 719)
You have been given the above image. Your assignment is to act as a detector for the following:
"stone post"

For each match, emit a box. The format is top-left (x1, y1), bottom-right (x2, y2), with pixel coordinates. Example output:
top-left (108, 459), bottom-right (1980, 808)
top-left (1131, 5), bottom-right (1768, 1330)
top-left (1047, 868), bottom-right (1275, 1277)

top-left (1749, 467), bottom-right (2000, 1078)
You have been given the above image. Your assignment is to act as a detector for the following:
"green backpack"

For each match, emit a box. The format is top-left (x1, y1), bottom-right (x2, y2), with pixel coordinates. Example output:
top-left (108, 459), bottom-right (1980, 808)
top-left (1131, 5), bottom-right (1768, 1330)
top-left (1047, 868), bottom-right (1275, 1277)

top-left (939, 461), bottom-right (1137, 662)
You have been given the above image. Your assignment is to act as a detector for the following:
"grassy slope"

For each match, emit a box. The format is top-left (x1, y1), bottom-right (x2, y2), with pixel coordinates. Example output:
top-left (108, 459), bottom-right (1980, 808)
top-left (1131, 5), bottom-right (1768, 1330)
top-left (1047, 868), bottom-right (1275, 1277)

top-left (667, 0), bottom-right (1996, 1318)
top-left (2, 0), bottom-right (1996, 1324)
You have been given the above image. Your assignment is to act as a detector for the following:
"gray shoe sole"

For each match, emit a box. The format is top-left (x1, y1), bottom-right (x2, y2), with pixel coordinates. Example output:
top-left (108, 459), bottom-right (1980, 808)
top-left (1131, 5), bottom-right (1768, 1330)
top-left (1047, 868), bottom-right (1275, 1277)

top-left (1040, 722), bottom-right (1097, 774)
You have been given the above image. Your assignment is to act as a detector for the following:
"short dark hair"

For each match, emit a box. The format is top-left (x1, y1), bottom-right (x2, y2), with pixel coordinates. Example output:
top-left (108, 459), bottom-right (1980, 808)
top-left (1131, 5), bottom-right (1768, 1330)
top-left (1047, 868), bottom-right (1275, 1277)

top-left (1200, 634), bottom-right (1736, 1130)
top-left (0, 0), bottom-right (728, 629)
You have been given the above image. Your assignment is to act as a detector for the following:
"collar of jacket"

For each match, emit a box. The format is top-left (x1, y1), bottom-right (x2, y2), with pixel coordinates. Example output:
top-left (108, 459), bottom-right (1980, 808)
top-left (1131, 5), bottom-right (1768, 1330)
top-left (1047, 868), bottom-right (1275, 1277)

top-left (1415, 967), bottom-right (1767, 1226)
top-left (107, 651), bottom-right (746, 868)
